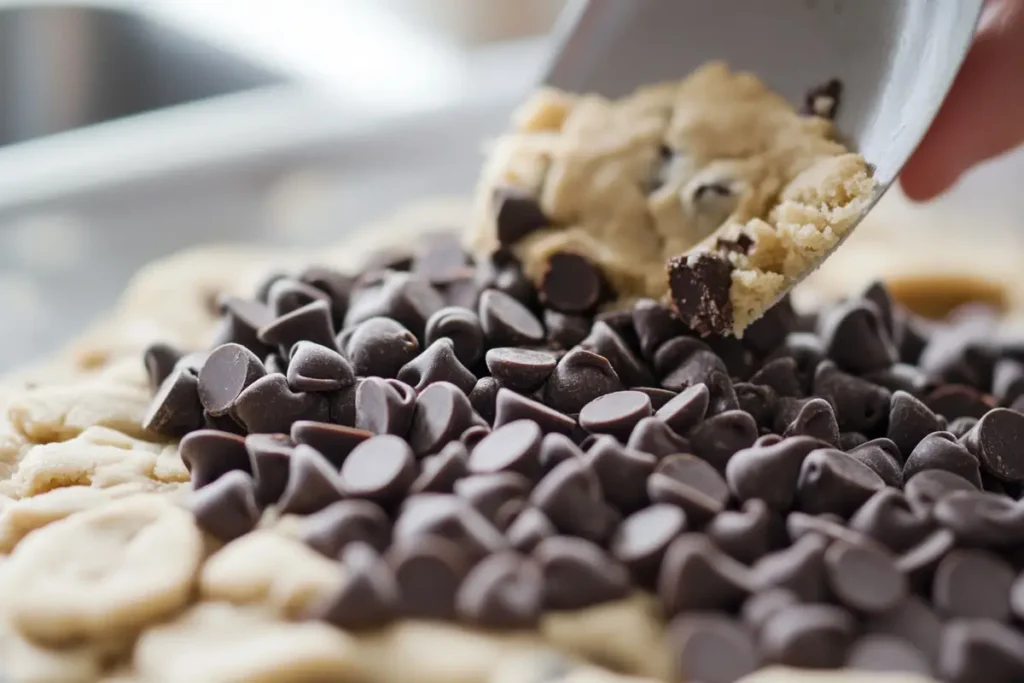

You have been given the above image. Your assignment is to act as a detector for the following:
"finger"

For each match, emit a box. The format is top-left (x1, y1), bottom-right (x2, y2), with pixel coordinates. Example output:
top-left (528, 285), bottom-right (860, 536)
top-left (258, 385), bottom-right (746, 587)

top-left (900, 0), bottom-right (1024, 201)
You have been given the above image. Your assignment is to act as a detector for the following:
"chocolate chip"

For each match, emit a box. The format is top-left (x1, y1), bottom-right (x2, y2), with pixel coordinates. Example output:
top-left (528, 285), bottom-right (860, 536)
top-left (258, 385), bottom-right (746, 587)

top-left (298, 265), bottom-right (354, 321)
top-left (143, 342), bottom-right (182, 392)
top-left (244, 433), bottom-right (294, 507)
top-left (339, 434), bottom-right (418, 505)
top-left (343, 317), bottom-right (420, 379)
top-left (948, 416), bottom-right (979, 439)
top-left (819, 300), bottom-right (897, 374)
top-left (653, 337), bottom-right (711, 377)
top-left (267, 277), bottom-right (331, 318)
top-left (781, 397), bottom-right (841, 447)
top-left (867, 362), bottom-right (933, 397)
top-left (408, 441), bottom-right (469, 496)
top-left (633, 386), bottom-right (677, 410)
top-left (708, 499), bottom-right (784, 565)
top-left (424, 306), bottom-right (484, 368)
top-left (848, 488), bottom-right (934, 553)
top-left (735, 382), bottom-right (777, 428)
top-left (726, 436), bottom-right (824, 511)
top-left (397, 338), bottom-right (477, 395)
top-left (932, 490), bottom-right (1024, 546)
top-left (744, 297), bottom-right (799, 357)
top-left (670, 614), bottom-right (759, 683)
top-left (506, 507), bottom-right (557, 553)
top-left (786, 511), bottom-right (878, 550)
top-left (667, 252), bottom-right (734, 336)
top-left (468, 377), bottom-right (500, 424)
top-left (286, 341), bottom-right (354, 392)
top-left (543, 309), bottom-right (591, 349)
top-left (494, 388), bottom-right (575, 436)
top-left (580, 320), bottom-right (654, 388)
top-left (143, 367), bottom-right (205, 437)
top-left (530, 458), bottom-right (608, 542)
top-left (960, 408), bottom-right (1024, 481)
top-left (539, 252), bottom-right (603, 314)
top-left (765, 333), bottom-right (826, 393)
top-left (867, 595), bottom-right (943, 667)
top-left (543, 348), bottom-right (623, 414)
top-left (658, 533), bottom-right (752, 614)
top-left (812, 360), bottom-right (891, 433)
top-left (939, 618), bottom-right (1024, 683)
top-left (904, 432), bottom-right (982, 488)
top-left (796, 448), bottom-right (886, 517)
top-left (585, 436), bottom-right (656, 514)
top-left (277, 444), bottom-right (345, 515)
top-left (824, 540), bottom-right (907, 614)
top-left (749, 357), bottom-right (803, 399)
top-left (688, 410), bottom-right (758, 472)
top-left (290, 420), bottom-right (372, 468)
top-left (457, 552), bottom-right (543, 629)
top-left (926, 384), bottom-right (994, 420)
top-left (626, 417), bottom-right (691, 458)
top-left (750, 534), bottom-right (830, 602)
top-left (300, 499), bottom-right (391, 557)
top-left (179, 429), bottom-right (251, 489)
top-left (344, 271), bottom-right (444, 339)
top-left (231, 373), bottom-right (329, 434)
top-left (648, 454), bottom-right (730, 524)
top-left (895, 528), bottom-right (956, 580)
top-left (801, 77), bottom-right (842, 119)
top-left (393, 494), bottom-right (506, 559)
top-left (478, 289), bottom-right (544, 347)
top-left (632, 298), bottom-right (690, 360)
top-left (993, 357), bottom-right (1024, 405)
top-left (610, 504), bottom-right (687, 587)
top-left (535, 535), bottom-right (630, 610)
top-left (467, 421), bottom-right (542, 484)
top-left (761, 603), bottom-right (856, 669)
top-left (353, 377), bottom-right (415, 438)
top-left (741, 588), bottom-right (800, 634)
top-left (494, 187), bottom-right (548, 246)
top-left (187, 469), bottom-right (260, 543)
top-left (311, 542), bottom-right (398, 630)
top-left (407, 382), bottom-right (479, 456)
top-left (257, 299), bottom-right (337, 354)
top-left (485, 347), bottom-right (557, 394)
top-left (887, 391), bottom-right (945, 456)
top-left (459, 424), bottom-right (490, 451)
top-left (538, 432), bottom-right (582, 475)
top-left (577, 390), bottom-right (652, 440)
top-left (655, 384), bottom-right (709, 433)
top-left (216, 296), bottom-right (276, 355)
top-left (410, 233), bottom-right (471, 285)
top-left (388, 535), bottom-right (471, 620)
top-left (846, 438), bottom-right (903, 488)
top-left (933, 548), bottom-right (1014, 621)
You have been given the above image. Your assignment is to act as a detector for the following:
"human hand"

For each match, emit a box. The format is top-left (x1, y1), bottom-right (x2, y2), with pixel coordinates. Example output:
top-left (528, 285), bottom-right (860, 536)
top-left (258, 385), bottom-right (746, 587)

top-left (899, 0), bottom-right (1024, 201)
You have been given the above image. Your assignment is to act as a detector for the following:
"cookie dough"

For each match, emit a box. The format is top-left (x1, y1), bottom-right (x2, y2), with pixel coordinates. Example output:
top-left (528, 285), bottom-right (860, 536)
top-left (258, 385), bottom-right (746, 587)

top-left (471, 62), bottom-right (875, 335)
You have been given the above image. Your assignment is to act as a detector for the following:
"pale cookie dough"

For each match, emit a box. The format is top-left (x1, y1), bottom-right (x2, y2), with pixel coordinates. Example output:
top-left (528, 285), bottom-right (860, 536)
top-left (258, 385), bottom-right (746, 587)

top-left (471, 62), bottom-right (875, 335)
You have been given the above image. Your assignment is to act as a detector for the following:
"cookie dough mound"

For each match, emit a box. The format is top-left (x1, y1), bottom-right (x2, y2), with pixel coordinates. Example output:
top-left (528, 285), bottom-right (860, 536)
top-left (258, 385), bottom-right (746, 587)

top-left (5, 495), bottom-right (202, 645)
top-left (471, 62), bottom-right (875, 336)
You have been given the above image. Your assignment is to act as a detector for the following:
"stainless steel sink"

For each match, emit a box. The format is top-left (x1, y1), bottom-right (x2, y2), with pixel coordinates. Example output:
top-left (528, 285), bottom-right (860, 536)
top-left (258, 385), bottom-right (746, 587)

top-left (0, 4), bottom-right (283, 146)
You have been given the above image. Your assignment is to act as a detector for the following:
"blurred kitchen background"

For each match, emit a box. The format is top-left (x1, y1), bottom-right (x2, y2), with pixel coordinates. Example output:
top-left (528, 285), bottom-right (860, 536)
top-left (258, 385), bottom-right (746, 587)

top-left (0, 0), bottom-right (1021, 371)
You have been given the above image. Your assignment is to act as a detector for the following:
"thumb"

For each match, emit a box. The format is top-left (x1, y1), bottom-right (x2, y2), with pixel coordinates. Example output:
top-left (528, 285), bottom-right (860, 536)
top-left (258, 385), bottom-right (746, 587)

top-left (900, 0), bottom-right (1024, 202)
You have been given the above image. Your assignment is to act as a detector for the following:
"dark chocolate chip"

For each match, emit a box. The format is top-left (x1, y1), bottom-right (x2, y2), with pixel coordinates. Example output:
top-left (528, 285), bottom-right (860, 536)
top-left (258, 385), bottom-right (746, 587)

top-left (456, 552), bottom-right (543, 629)
top-left (938, 618), bottom-right (1024, 683)
top-left (609, 503), bottom-right (687, 587)
top-left (530, 458), bottom-right (608, 542)
top-left (743, 296), bottom-right (799, 357)
top-left (494, 187), bottom-right (549, 246)
top-left (359, 247), bottom-right (413, 273)
top-left (750, 534), bottom-right (830, 602)
top-left (741, 588), bottom-right (800, 634)
top-left (311, 542), bottom-right (398, 630)
top-left (409, 441), bottom-right (469, 495)
top-left (543, 309), bottom-right (591, 349)
top-left (750, 357), bottom-right (804, 399)
top-left (782, 397), bottom-right (841, 447)
top-left (543, 348), bottom-right (623, 415)
top-left (407, 382), bottom-right (478, 456)
top-left (867, 596), bottom-right (943, 667)
top-left (258, 299), bottom-right (337, 353)
top-left (895, 528), bottom-right (957, 580)
top-left (926, 384), bottom-right (994, 420)
top-left (626, 416), bottom-right (691, 458)
top-left (397, 338), bottom-right (477, 395)
top-left (468, 377), bottom-right (500, 425)
top-left (216, 296), bottom-right (276, 355)
top-left (300, 499), bottom-right (391, 557)
top-left (933, 548), bottom-right (1014, 621)
top-left (903, 432), bottom-right (982, 488)
top-left (708, 499), bottom-right (784, 565)
top-left (187, 469), bottom-right (260, 543)
top-left (354, 377), bottom-right (416, 438)
top-left (632, 298), bottom-right (690, 360)
top-left (410, 233), bottom-right (471, 285)
top-left (298, 265), bottom-right (354, 321)
top-left (539, 252), bottom-right (603, 314)
top-left (178, 429), bottom-right (251, 489)
top-left (633, 386), bottom-right (677, 410)
top-left (960, 408), bottom-right (1024, 481)
top-left (344, 271), bottom-right (444, 339)
top-left (388, 535), bottom-right (471, 620)
top-left (932, 489), bottom-right (1024, 546)
top-left (494, 388), bottom-right (575, 436)
top-left (839, 431), bottom-right (869, 450)
top-left (813, 360), bottom-right (892, 433)
top-left (658, 533), bottom-right (752, 614)
top-left (735, 382), bottom-right (777, 428)
top-left (786, 511), bottom-right (879, 550)
top-left (726, 436), bottom-right (824, 511)
top-left (824, 540), bottom-right (907, 613)
top-left (143, 342), bottom-right (182, 392)
top-left (887, 391), bottom-right (945, 457)
top-left (478, 289), bottom-right (544, 347)
top-left (534, 535), bottom-right (630, 610)
top-left (667, 252), bottom-right (734, 337)
top-left (459, 424), bottom-right (490, 451)
top-left (267, 277), bottom-right (331, 318)
top-left (948, 416), bottom-right (979, 439)
top-left (847, 438), bottom-right (904, 488)
top-left (244, 433), bottom-right (294, 507)
top-left (485, 347), bottom-right (557, 393)
top-left (506, 507), bottom-right (557, 553)
top-left (393, 494), bottom-right (506, 559)
top-left (848, 488), bottom-right (935, 553)
top-left (580, 320), bottom-right (654, 388)
top-left (326, 381), bottom-right (361, 427)
top-left (585, 436), bottom-right (656, 514)
top-left (654, 384), bottom-right (709, 434)
top-left (796, 448), bottom-right (886, 517)
top-left (578, 390), bottom-right (652, 440)
top-left (538, 432), bottom-right (583, 475)
top-left (339, 434), bottom-right (418, 505)
top-left (761, 603), bottom-right (856, 669)
top-left (290, 420), bottom-right (372, 468)
top-left (819, 300), bottom-right (897, 374)
top-left (687, 410), bottom-right (758, 472)
top-left (801, 77), bottom-right (842, 119)
top-left (231, 373), bottom-right (329, 434)
top-left (343, 317), bottom-right (420, 379)
top-left (670, 614), bottom-right (759, 683)
top-left (286, 341), bottom-right (355, 392)
top-left (648, 454), bottom-right (730, 524)
top-left (993, 357), bottom-right (1024, 405)
top-left (277, 444), bottom-right (345, 515)
top-left (867, 362), bottom-right (933, 397)
top-left (765, 333), bottom-right (825, 393)
top-left (653, 337), bottom-right (711, 377)
top-left (424, 306), bottom-right (484, 368)
top-left (143, 367), bottom-right (205, 437)
top-left (468, 419), bottom-right (543, 481)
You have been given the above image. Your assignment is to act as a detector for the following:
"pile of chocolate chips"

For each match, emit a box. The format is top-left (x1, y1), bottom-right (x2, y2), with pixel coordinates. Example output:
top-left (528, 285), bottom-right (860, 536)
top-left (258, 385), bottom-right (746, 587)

top-left (143, 232), bottom-right (1024, 683)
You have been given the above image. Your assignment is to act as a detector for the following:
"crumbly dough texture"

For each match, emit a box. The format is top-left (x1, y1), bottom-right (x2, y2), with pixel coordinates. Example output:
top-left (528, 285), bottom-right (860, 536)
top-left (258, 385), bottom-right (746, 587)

top-left (0, 194), bottom-right (984, 682)
top-left (471, 62), bottom-right (876, 334)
